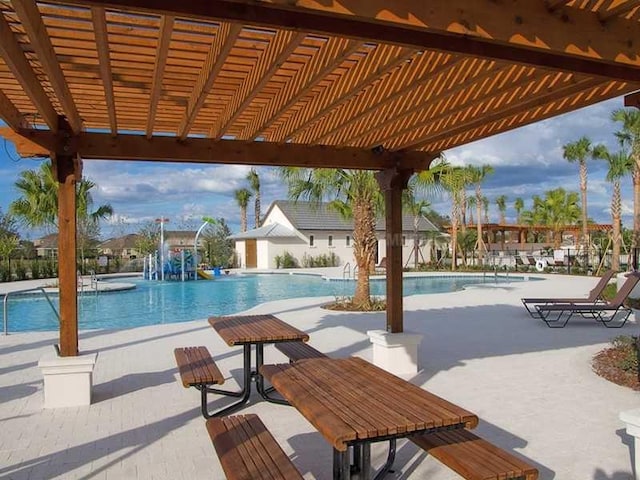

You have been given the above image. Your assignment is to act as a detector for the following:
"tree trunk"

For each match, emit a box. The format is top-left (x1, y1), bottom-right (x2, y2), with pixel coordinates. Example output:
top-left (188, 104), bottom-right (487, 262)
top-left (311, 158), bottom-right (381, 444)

top-left (612, 181), bottom-right (622, 271)
top-left (476, 188), bottom-right (484, 263)
top-left (241, 207), bottom-right (247, 232)
top-left (632, 163), bottom-right (640, 255)
top-left (352, 198), bottom-right (376, 307)
top-left (579, 161), bottom-right (589, 254)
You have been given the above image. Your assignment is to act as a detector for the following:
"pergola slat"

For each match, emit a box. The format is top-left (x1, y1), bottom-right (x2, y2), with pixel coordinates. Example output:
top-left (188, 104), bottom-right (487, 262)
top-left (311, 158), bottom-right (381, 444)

top-left (12, 0), bottom-right (82, 134)
top-left (146, 15), bottom-right (174, 138)
top-left (91, 7), bottom-right (117, 135)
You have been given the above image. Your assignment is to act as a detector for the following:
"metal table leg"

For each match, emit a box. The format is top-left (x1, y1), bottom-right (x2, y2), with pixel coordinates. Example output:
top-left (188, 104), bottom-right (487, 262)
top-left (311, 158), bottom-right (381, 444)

top-left (198, 345), bottom-right (252, 417)
top-left (333, 449), bottom-right (350, 480)
top-left (373, 439), bottom-right (396, 480)
top-left (256, 343), bottom-right (290, 405)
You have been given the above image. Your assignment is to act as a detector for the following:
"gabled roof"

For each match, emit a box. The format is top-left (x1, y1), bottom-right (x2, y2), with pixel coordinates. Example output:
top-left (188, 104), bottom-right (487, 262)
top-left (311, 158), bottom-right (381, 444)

top-left (34, 233), bottom-right (58, 248)
top-left (268, 200), bottom-right (439, 232)
top-left (99, 234), bottom-right (140, 250)
top-left (229, 223), bottom-right (299, 240)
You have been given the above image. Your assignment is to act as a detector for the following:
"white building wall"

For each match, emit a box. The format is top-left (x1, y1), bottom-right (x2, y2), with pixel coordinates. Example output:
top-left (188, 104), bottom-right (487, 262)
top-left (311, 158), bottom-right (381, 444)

top-left (263, 205), bottom-right (296, 230)
top-left (256, 239), bottom-right (270, 269)
top-left (235, 240), bottom-right (247, 268)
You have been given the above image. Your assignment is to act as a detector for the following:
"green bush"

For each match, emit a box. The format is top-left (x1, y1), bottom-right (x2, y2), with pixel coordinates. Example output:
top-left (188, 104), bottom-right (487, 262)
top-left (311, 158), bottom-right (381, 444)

top-left (30, 259), bottom-right (41, 279)
top-left (610, 335), bottom-right (639, 372)
top-left (274, 255), bottom-right (282, 269)
top-left (43, 259), bottom-right (57, 278)
top-left (301, 252), bottom-right (339, 268)
top-left (0, 264), bottom-right (11, 282)
top-left (281, 251), bottom-right (297, 268)
top-left (602, 283), bottom-right (617, 302)
top-left (14, 261), bottom-right (27, 281)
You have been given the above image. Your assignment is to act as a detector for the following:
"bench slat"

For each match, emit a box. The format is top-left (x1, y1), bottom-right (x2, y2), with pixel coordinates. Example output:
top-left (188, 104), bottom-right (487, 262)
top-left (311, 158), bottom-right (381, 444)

top-left (174, 346), bottom-right (224, 387)
top-left (207, 414), bottom-right (304, 480)
top-left (411, 429), bottom-right (538, 480)
top-left (275, 341), bottom-right (327, 362)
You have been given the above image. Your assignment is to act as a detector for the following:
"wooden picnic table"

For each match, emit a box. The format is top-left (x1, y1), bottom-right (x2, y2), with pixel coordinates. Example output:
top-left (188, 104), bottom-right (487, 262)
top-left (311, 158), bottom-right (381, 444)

top-left (261, 356), bottom-right (478, 480)
top-left (206, 314), bottom-right (309, 416)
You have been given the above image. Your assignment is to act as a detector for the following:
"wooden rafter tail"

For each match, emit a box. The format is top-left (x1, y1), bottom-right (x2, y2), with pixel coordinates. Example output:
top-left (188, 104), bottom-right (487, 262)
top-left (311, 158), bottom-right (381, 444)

top-left (0, 9), bottom-right (58, 132)
top-left (91, 7), bottom-right (117, 136)
top-left (146, 15), bottom-right (174, 138)
top-left (0, 90), bottom-right (24, 131)
top-left (177, 23), bottom-right (242, 140)
top-left (13, 0), bottom-right (82, 134)
top-left (599, 0), bottom-right (640, 21)
top-left (211, 30), bottom-right (306, 139)
top-left (625, 91), bottom-right (640, 109)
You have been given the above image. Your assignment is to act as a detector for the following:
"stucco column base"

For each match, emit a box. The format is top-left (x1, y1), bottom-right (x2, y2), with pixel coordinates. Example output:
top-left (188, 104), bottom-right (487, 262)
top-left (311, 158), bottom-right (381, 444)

top-left (38, 350), bottom-right (97, 408)
top-left (367, 330), bottom-right (422, 376)
top-left (620, 408), bottom-right (640, 478)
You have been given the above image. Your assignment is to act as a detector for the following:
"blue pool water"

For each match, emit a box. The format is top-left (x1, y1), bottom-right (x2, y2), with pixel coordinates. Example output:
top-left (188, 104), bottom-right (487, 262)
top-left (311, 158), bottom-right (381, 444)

top-left (6, 273), bottom-right (523, 332)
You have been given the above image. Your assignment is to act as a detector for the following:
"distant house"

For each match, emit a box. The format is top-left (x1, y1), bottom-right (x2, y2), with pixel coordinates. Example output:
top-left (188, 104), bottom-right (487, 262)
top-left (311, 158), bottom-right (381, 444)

top-left (230, 200), bottom-right (440, 269)
top-left (99, 234), bottom-right (141, 259)
top-left (33, 233), bottom-right (58, 258)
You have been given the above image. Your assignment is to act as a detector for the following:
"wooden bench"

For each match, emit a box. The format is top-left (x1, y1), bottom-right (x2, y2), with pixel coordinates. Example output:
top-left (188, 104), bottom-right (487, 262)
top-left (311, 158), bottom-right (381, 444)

top-left (411, 428), bottom-right (539, 480)
top-left (174, 346), bottom-right (225, 418)
top-left (206, 414), bottom-right (304, 480)
top-left (274, 341), bottom-right (327, 362)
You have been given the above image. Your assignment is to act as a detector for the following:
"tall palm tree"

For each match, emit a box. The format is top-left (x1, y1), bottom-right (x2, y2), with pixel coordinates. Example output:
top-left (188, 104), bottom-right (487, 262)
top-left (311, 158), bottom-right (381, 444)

top-left (402, 185), bottom-right (431, 269)
top-left (280, 168), bottom-right (382, 307)
top-left (467, 196), bottom-right (476, 225)
top-left (415, 160), bottom-right (470, 271)
top-left (234, 188), bottom-right (252, 232)
top-left (482, 195), bottom-right (490, 224)
top-left (562, 136), bottom-right (593, 257)
top-left (247, 168), bottom-right (261, 229)
top-left (542, 188), bottom-right (581, 248)
top-left (10, 160), bottom-right (113, 234)
top-left (593, 145), bottom-right (632, 271)
top-left (612, 109), bottom-right (640, 256)
top-left (514, 197), bottom-right (524, 224)
top-left (467, 164), bottom-right (494, 263)
top-left (495, 195), bottom-right (507, 224)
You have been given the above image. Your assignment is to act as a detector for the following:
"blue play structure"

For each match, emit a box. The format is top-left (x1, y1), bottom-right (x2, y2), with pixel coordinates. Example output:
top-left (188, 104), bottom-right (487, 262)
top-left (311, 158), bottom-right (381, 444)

top-left (143, 248), bottom-right (197, 281)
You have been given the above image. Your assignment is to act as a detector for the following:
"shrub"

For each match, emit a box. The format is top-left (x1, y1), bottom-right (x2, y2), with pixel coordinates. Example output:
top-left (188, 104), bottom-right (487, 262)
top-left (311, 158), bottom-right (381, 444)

top-left (274, 255), bottom-right (283, 269)
top-left (0, 264), bottom-right (11, 282)
top-left (281, 251), bottom-right (297, 268)
top-left (611, 335), bottom-right (639, 372)
top-left (301, 252), bottom-right (339, 268)
top-left (602, 283), bottom-right (617, 302)
top-left (14, 261), bottom-right (27, 281)
top-left (30, 259), bottom-right (41, 279)
top-left (43, 259), bottom-right (57, 278)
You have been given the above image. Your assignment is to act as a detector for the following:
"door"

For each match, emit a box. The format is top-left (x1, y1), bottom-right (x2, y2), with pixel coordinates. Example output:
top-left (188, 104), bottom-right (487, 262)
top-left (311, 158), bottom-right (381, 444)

top-left (246, 239), bottom-right (257, 268)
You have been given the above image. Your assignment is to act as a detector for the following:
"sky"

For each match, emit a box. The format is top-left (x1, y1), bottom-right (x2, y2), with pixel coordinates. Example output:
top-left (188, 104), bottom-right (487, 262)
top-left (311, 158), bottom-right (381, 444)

top-left (0, 95), bottom-right (634, 241)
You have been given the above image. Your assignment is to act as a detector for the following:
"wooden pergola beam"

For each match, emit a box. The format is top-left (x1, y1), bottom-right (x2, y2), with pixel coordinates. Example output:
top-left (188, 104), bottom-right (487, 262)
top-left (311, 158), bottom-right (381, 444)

top-left (177, 23), bottom-right (242, 140)
top-left (13, 0), bottom-right (82, 134)
top-left (0, 90), bottom-right (24, 131)
top-left (16, 130), bottom-right (435, 171)
top-left (91, 7), bottom-right (117, 136)
top-left (0, 9), bottom-right (58, 132)
top-left (65, 0), bottom-right (640, 82)
top-left (625, 91), bottom-right (640, 109)
top-left (146, 15), bottom-right (174, 138)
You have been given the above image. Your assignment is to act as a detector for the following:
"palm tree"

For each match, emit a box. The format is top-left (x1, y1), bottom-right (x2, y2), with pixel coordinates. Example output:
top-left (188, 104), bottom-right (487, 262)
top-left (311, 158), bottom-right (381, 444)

top-left (482, 195), bottom-right (490, 224)
top-left (562, 136), bottom-right (593, 256)
top-left (612, 109), bottom-right (640, 256)
top-left (415, 160), bottom-right (470, 271)
top-left (514, 197), bottom-right (524, 224)
top-left (402, 185), bottom-right (431, 269)
top-left (467, 164), bottom-right (494, 263)
top-left (467, 196), bottom-right (476, 225)
top-left (10, 161), bottom-right (113, 266)
top-left (593, 145), bottom-right (632, 271)
top-left (495, 195), bottom-right (507, 224)
top-left (247, 168), bottom-right (261, 229)
top-left (280, 168), bottom-right (382, 307)
top-left (234, 188), bottom-right (252, 232)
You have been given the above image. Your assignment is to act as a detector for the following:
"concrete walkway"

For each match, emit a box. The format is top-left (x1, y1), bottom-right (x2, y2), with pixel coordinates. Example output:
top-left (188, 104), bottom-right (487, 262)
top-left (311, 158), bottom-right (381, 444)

top-left (0, 273), bottom-right (637, 479)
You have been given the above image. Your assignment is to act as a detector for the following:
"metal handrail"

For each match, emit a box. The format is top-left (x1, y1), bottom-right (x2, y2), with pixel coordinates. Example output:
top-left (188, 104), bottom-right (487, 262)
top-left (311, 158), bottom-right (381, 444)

top-left (3, 287), bottom-right (60, 335)
top-left (342, 262), bottom-right (351, 279)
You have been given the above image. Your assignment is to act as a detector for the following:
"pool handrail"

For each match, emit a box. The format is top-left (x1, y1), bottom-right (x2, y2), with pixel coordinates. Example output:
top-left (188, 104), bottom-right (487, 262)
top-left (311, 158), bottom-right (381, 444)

top-left (3, 287), bottom-right (60, 335)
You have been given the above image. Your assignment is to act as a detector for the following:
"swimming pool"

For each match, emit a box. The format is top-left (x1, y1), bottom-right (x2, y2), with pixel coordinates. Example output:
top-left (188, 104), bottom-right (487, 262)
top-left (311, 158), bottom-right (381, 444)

top-left (6, 273), bottom-right (524, 332)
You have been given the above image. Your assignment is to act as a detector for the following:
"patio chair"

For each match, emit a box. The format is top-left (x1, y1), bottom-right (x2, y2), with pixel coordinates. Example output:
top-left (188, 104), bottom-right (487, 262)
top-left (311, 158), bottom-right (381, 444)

top-left (534, 272), bottom-right (640, 328)
top-left (521, 269), bottom-right (615, 318)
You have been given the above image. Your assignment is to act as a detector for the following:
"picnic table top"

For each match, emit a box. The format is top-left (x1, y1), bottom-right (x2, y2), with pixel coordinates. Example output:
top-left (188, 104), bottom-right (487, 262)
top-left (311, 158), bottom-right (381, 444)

top-left (261, 357), bottom-right (479, 451)
top-left (208, 314), bottom-right (309, 346)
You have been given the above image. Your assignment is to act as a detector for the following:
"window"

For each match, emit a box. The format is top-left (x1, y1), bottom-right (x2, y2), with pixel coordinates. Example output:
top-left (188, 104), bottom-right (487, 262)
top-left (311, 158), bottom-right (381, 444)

top-left (328, 235), bottom-right (333, 247)
top-left (402, 236), bottom-right (406, 246)
top-left (309, 235), bottom-right (314, 246)
top-left (346, 235), bottom-right (350, 246)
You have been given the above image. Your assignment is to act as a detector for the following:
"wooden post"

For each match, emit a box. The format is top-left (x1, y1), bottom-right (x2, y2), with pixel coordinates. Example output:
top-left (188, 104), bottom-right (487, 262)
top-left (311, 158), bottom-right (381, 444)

top-left (376, 167), bottom-right (412, 333)
top-left (52, 133), bottom-right (82, 356)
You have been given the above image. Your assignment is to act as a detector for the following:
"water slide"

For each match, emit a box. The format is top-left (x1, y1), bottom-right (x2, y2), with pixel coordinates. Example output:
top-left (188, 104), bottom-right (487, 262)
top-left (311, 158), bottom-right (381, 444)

top-left (197, 269), bottom-right (213, 280)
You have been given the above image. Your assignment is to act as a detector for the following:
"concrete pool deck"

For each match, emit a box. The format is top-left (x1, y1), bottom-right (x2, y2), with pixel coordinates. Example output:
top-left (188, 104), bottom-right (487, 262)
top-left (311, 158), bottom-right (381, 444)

top-left (0, 272), bottom-right (638, 479)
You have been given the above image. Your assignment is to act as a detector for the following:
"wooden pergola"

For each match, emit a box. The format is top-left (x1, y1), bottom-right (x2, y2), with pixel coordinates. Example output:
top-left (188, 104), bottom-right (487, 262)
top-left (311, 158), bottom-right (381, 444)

top-left (1, 1), bottom-right (639, 356)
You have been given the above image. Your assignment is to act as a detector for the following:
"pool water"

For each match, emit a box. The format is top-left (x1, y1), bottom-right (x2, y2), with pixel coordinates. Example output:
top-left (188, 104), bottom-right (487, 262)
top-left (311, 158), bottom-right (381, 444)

top-left (6, 273), bottom-right (522, 332)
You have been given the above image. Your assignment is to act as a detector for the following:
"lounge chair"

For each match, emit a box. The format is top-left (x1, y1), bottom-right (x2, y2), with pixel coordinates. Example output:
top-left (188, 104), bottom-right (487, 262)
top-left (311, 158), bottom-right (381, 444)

top-left (521, 269), bottom-right (615, 318)
top-left (534, 272), bottom-right (640, 328)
